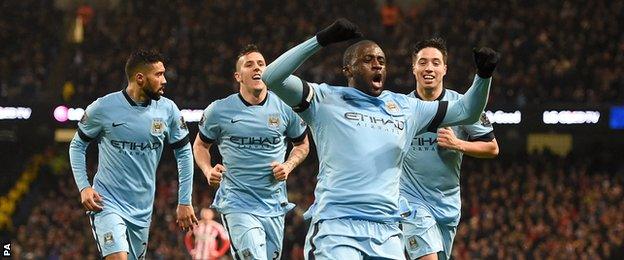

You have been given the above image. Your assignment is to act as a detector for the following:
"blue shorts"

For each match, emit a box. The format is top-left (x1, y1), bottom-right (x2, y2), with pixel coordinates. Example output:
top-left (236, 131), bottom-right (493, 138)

top-left (401, 204), bottom-right (457, 260)
top-left (88, 211), bottom-right (149, 259)
top-left (221, 213), bottom-right (284, 260)
top-left (304, 218), bottom-right (404, 260)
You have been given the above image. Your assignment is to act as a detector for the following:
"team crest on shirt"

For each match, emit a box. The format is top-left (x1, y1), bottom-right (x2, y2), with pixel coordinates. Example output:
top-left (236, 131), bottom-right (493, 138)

top-left (268, 114), bottom-right (280, 128)
top-left (151, 118), bottom-right (164, 135)
top-left (80, 113), bottom-right (88, 124)
top-left (179, 116), bottom-right (187, 130)
top-left (103, 232), bottom-right (114, 245)
top-left (385, 101), bottom-right (400, 113)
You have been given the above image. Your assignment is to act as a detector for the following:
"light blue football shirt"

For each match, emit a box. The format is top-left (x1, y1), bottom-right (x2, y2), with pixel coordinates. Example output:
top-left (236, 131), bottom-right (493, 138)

top-left (72, 89), bottom-right (190, 227)
top-left (198, 92), bottom-right (307, 216)
top-left (261, 36), bottom-right (492, 225)
top-left (300, 83), bottom-right (443, 224)
top-left (401, 88), bottom-right (494, 226)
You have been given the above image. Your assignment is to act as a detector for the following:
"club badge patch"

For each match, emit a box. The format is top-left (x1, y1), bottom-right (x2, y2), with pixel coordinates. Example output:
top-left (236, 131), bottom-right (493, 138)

top-left (151, 118), bottom-right (164, 135)
top-left (408, 236), bottom-right (418, 250)
top-left (198, 114), bottom-right (206, 126)
top-left (268, 114), bottom-right (280, 128)
top-left (80, 113), bottom-right (88, 124)
top-left (179, 116), bottom-right (187, 130)
top-left (103, 232), bottom-right (114, 245)
top-left (479, 112), bottom-right (492, 127)
top-left (241, 248), bottom-right (252, 260)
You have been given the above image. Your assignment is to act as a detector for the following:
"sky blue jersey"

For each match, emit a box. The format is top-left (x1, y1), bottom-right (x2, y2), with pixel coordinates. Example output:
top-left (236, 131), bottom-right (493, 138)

top-left (69, 89), bottom-right (193, 227)
top-left (198, 92), bottom-right (307, 216)
top-left (401, 88), bottom-right (494, 226)
top-left (299, 83), bottom-right (443, 224)
top-left (262, 36), bottom-right (492, 225)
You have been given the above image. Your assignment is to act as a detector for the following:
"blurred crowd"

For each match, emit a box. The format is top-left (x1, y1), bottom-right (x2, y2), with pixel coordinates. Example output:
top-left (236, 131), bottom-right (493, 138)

top-left (8, 147), bottom-right (624, 259)
top-left (0, 1), bottom-right (62, 103)
top-left (455, 151), bottom-right (624, 259)
top-left (2, 0), bottom-right (623, 106)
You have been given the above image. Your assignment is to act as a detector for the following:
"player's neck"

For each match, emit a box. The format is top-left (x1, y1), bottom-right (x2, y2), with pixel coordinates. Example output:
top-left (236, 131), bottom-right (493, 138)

top-left (416, 84), bottom-right (444, 101)
top-left (125, 83), bottom-right (149, 103)
top-left (239, 87), bottom-right (267, 105)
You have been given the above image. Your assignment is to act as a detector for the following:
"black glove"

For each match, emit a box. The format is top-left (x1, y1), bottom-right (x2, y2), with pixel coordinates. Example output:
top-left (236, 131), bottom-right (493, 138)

top-left (316, 18), bottom-right (363, 47)
top-left (473, 47), bottom-right (500, 78)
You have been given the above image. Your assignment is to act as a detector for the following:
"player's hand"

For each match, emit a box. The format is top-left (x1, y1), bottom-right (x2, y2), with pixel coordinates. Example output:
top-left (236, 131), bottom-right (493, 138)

top-left (80, 187), bottom-right (103, 212)
top-left (437, 127), bottom-right (464, 152)
top-left (271, 161), bottom-right (293, 181)
top-left (208, 164), bottom-right (226, 186)
top-left (473, 47), bottom-right (500, 78)
top-left (316, 18), bottom-right (363, 47)
top-left (176, 204), bottom-right (198, 232)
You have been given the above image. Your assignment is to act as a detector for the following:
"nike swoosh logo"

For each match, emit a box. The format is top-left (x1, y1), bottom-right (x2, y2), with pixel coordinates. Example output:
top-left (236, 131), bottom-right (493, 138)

top-left (230, 119), bottom-right (242, 123)
top-left (112, 122), bottom-right (126, 127)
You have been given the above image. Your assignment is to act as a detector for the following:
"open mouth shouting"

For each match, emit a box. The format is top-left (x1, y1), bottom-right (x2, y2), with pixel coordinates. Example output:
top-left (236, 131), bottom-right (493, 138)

top-left (372, 73), bottom-right (383, 89)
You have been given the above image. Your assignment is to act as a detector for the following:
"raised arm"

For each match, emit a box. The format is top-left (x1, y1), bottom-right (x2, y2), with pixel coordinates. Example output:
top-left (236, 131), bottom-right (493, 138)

top-left (439, 48), bottom-right (500, 128)
top-left (263, 19), bottom-right (362, 109)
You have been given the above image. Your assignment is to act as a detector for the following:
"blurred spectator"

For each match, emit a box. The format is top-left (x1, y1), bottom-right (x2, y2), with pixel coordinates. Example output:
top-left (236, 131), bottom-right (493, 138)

top-left (380, 0), bottom-right (401, 36)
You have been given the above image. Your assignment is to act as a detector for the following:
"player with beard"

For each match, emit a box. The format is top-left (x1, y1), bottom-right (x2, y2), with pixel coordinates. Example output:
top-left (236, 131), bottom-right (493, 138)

top-left (69, 49), bottom-right (197, 259)
top-left (262, 19), bottom-right (499, 259)
top-left (193, 44), bottom-right (309, 260)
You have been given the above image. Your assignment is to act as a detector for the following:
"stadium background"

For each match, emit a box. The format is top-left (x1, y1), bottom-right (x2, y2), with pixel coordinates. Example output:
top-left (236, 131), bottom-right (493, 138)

top-left (1, 0), bottom-right (623, 259)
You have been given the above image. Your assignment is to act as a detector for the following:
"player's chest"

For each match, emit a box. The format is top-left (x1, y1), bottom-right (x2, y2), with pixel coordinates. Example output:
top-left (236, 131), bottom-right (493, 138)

top-left (321, 95), bottom-right (408, 136)
top-left (102, 109), bottom-right (169, 140)
top-left (220, 109), bottom-right (287, 136)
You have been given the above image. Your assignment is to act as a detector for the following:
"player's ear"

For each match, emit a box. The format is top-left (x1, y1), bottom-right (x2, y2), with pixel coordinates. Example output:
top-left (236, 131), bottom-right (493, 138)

top-left (136, 72), bottom-right (144, 85)
top-left (234, 72), bottom-right (242, 83)
top-left (342, 66), bottom-right (353, 78)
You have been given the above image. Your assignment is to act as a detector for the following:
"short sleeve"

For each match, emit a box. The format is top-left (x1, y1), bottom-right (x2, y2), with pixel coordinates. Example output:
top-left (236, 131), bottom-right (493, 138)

top-left (285, 106), bottom-right (307, 142)
top-left (297, 82), bottom-right (328, 124)
top-left (462, 112), bottom-right (495, 141)
top-left (168, 101), bottom-right (190, 148)
top-left (197, 102), bottom-right (220, 143)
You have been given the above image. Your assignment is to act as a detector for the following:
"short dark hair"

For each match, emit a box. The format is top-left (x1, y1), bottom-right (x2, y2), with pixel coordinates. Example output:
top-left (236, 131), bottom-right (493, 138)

top-left (125, 49), bottom-right (165, 81)
top-left (236, 44), bottom-right (261, 70)
top-left (343, 40), bottom-right (378, 67)
top-left (412, 37), bottom-right (448, 64)
top-left (237, 44), bottom-right (261, 60)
